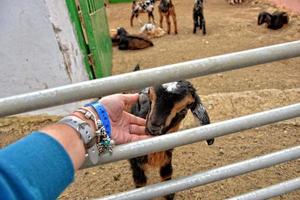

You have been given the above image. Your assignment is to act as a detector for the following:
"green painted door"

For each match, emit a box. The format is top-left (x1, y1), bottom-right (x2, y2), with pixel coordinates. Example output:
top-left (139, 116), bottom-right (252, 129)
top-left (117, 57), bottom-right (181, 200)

top-left (66, 0), bottom-right (112, 78)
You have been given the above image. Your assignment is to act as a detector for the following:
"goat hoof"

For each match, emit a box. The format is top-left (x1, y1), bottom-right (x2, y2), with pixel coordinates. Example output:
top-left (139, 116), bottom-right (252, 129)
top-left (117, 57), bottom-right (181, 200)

top-left (175, 31), bottom-right (178, 34)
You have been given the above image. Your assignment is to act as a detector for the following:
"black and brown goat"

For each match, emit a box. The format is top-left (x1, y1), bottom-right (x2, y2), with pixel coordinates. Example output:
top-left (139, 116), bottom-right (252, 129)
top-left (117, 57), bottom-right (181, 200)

top-left (258, 11), bottom-right (289, 30)
top-left (130, 80), bottom-right (214, 200)
top-left (193, 0), bottom-right (206, 35)
top-left (131, 0), bottom-right (156, 27)
top-left (158, 0), bottom-right (178, 34)
top-left (111, 27), bottom-right (154, 50)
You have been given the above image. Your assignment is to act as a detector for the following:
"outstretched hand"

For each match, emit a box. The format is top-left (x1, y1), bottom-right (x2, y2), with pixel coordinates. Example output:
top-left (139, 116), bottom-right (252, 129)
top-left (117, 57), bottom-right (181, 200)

top-left (99, 93), bottom-right (151, 144)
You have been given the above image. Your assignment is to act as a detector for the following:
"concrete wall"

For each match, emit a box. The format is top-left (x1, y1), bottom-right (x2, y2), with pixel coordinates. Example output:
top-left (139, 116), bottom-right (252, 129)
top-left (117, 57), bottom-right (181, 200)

top-left (267, 0), bottom-right (300, 14)
top-left (0, 0), bottom-right (90, 115)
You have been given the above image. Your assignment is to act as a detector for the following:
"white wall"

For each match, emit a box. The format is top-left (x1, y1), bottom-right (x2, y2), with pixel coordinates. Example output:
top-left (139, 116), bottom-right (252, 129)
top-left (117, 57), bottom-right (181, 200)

top-left (0, 0), bottom-right (90, 115)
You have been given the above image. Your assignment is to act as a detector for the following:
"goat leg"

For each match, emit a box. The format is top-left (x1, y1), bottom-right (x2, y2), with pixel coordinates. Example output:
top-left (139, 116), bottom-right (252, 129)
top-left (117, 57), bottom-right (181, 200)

top-left (159, 12), bottom-right (164, 28)
top-left (160, 151), bottom-right (175, 200)
top-left (166, 15), bottom-right (171, 34)
top-left (130, 13), bottom-right (135, 27)
top-left (202, 18), bottom-right (206, 35)
top-left (172, 11), bottom-right (178, 34)
top-left (148, 12), bottom-right (155, 24)
top-left (129, 158), bottom-right (147, 188)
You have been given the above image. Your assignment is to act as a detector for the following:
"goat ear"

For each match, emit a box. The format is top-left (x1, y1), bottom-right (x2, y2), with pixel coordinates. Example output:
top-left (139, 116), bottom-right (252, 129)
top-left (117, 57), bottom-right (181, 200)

top-left (190, 94), bottom-right (214, 145)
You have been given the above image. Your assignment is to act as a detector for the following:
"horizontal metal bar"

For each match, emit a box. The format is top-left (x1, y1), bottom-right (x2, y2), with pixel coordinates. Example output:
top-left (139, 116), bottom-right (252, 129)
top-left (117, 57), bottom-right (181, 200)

top-left (97, 146), bottom-right (300, 200)
top-left (81, 103), bottom-right (300, 169)
top-left (227, 177), bottom-right (300, 200)
top-left (1, 40), bottom-right (300, 117)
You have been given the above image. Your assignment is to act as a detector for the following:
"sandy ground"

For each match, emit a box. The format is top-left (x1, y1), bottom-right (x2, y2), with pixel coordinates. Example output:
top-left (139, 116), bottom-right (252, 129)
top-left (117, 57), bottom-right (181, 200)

top-left (1, 0), bottom-right (300, 199)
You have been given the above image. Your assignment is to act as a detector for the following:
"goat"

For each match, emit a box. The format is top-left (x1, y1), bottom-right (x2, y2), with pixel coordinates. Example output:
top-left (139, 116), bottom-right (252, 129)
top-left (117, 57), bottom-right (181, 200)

top-left (258, 11), bottom-right (289, 30)
top-left (139, 23), bottom-right (167, 38)
top-left (228, 0), bottom-right (243, 5)
top-left (129, 80), bottom-right (214, 200)
top-left (111, 27), bottom-right (154, 50)
top-left (131, 0), bottom-right (156, 27)
top-left (193, 0), bottom-right (206, 35)
top-left (158, 0), bottom-right (178, 34)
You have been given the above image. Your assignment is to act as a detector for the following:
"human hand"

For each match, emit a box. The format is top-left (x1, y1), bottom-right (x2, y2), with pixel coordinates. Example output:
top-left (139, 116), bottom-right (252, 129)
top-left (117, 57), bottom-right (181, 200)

top-left (99, 93), bottom-right (151, 144)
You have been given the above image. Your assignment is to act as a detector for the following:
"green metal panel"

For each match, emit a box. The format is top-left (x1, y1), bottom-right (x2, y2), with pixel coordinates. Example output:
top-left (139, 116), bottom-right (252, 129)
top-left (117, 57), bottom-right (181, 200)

top-left (79, 0), bottom-right (112, 78)
top-left (65, 0), bottom-right (95, 79)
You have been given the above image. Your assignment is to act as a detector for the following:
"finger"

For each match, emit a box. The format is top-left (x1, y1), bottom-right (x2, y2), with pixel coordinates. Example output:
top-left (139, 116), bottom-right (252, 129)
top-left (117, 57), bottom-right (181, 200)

top-left (126, 113), bottom-right (146, 126)
top-left (128, 134), bottom-right (152, 143)
top-left (121, 93), bottom-right (139, 107)
top-left (130, 124), bottom-right (147, 135)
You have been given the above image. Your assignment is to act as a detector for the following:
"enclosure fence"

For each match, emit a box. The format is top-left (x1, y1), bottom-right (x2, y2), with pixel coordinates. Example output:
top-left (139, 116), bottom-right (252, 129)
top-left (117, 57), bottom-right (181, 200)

top-left (1, 41), bottom-right (300, 199)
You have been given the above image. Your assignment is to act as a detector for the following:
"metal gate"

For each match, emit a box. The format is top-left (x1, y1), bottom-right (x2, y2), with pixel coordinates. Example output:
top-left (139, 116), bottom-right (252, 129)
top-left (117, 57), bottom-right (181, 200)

top-left (1, 41), bottom-right (299, 199)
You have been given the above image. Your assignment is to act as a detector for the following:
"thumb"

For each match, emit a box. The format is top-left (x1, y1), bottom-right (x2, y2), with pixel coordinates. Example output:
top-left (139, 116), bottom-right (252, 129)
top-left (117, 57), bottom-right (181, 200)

top-left (122, 93), bottom-right (139, 107)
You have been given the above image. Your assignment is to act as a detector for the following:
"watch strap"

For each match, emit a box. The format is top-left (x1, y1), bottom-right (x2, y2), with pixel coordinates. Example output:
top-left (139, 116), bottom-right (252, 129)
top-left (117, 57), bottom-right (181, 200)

top-left (59, 116), bottom-right (99, 164)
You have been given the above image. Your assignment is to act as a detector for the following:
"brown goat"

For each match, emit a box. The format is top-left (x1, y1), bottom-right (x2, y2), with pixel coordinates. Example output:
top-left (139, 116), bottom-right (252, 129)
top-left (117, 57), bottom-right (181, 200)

top-left (111, 27), bottom-right (154, 50)
top-left (130, 80), bottom-right (214, 200)
top-left (158, 0), bottom-right (177, 34)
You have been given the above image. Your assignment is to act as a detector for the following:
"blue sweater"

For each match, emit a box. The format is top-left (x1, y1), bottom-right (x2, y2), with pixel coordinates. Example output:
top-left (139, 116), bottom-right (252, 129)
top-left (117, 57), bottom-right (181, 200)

top-left (0, 132), bottom-right (74, 200)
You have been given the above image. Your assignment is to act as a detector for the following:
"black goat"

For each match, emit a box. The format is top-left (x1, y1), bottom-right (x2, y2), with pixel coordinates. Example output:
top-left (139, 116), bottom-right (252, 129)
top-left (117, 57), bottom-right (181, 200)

top-left (129, 80), bottom-right (214, 200)
top-left (258, 11), bottom-right (289, 30)
top-left (193, 0), bottom-right (206, 35)
top-left (111, 27), bottom-right (154, 50)
top-left (131, 0), bottom-right (156, 26)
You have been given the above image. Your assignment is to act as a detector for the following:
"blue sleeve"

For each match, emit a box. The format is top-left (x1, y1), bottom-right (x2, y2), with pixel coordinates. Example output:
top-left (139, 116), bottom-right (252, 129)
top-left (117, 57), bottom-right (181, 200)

top-left (0, 132), bottom-right (75, 200)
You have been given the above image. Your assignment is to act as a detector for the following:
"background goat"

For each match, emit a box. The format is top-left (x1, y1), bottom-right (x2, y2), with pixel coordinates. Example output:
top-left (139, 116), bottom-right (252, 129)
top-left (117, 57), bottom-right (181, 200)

top-left (130, 80), bottom-right (214, 200)
top-left (158, 0), bottom-right (178, 34)
top-left (258, 11), bottom-right (289, 30)
top-left (139, 23), bottom-right (167, 38)
top-left (193, 0), bottom-right (206, 35)
top-left (111, 27), bottom-right (154, 50)
top-left (131, 0), bottom-right (156, 26)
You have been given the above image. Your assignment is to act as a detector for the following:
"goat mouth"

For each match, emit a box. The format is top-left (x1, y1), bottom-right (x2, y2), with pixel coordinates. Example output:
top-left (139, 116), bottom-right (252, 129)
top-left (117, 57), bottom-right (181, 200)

top-left (145, 127), bottom-right (164, 136)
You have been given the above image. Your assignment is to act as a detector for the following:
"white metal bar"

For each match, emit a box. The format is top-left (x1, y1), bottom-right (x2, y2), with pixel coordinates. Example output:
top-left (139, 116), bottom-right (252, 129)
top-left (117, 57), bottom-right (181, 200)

top-left (227, 177), bottom-right (300, 200)
top-left (97, 146), bottom-right (300, 200)
top-left (1, 40), bottom-right (300, 117)
top-left (81, 103), bottom-right (300, 169)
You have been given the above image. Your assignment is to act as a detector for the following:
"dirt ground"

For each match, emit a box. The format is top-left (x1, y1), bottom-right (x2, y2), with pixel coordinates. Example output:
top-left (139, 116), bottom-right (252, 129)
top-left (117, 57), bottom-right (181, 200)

top-left (1, 0), bottom-right (300, 199)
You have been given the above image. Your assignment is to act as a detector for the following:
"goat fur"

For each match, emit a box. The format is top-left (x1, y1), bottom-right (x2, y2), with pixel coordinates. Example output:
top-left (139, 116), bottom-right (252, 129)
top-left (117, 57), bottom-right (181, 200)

top-left (129, 79), bottom-right (214, 200)
top-left (258, 11), bottom-right (289, 30)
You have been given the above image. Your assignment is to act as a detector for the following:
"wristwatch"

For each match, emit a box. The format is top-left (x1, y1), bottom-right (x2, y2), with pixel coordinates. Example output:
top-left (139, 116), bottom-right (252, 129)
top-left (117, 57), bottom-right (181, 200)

top-left (59, 116), bottom-right (100, 164)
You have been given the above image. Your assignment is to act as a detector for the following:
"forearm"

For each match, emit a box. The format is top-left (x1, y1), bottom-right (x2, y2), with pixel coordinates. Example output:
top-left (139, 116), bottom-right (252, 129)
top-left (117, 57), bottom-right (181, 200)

top-left (40, 107), bottom-right (99, 170)
top-left (0, 132), bottom-right (75, 200)
top-left (40, 124), bottom-right (86, 170)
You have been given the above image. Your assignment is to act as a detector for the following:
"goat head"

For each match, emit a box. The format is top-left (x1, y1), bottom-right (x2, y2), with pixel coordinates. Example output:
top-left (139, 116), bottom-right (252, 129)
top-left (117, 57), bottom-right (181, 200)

top-left (132, 80), bottom-right (214, 145)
